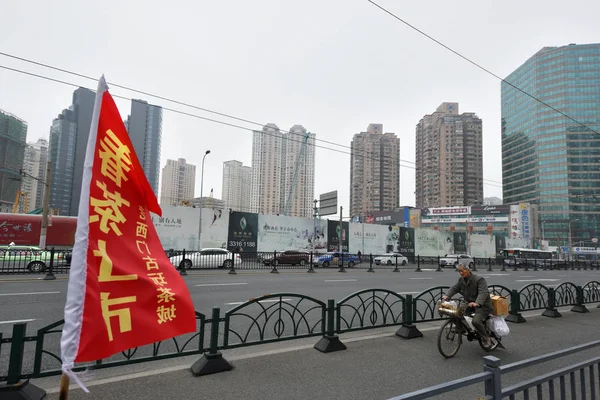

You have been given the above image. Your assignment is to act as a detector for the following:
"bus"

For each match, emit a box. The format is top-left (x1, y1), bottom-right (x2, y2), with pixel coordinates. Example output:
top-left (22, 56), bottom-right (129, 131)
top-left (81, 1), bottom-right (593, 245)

top-left (501, 248), bottom-right (556, 268)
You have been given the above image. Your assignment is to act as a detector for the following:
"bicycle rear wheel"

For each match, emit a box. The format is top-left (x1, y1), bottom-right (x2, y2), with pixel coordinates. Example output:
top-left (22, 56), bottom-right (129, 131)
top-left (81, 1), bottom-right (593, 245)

top-left (437, 319), bottom-right (462, 358)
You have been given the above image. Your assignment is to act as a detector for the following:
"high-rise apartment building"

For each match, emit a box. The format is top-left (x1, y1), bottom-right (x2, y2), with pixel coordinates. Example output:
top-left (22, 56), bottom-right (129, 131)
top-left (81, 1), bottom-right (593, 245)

top-left (0, 110), bottom-right (27, 213)
top-left (250, 124), bottom-right (315, 217)
top-left (159, 158), bottom-right (196, 206)
top-left (222, 160), bottom-right (252, 212)
top-left (350, 124), bottom-right (400, 219)
top-left (21, 138), bottom-right (49, 211)
top-left (502, 43), bottom-right (600, 246)
top-left (415, 103), bottom-right (483, 208)
top-left (125, 100), bottom-right (162, 195)
top-left (49, 87), bottom-right (95, 216)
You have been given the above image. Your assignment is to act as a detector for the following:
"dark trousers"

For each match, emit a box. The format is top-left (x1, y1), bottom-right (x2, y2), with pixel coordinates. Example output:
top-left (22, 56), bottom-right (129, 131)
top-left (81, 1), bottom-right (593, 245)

top-left (472, 308), bottom-right (491, 340)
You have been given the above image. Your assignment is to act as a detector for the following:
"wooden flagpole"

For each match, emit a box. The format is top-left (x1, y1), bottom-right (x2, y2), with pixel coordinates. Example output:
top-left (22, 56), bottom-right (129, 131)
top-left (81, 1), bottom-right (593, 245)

top-left (58, 373), bottom-right (70, 400)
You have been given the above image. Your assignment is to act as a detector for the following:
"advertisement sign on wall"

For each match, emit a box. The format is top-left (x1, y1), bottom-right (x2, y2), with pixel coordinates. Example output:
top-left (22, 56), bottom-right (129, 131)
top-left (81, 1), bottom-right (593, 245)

top-left (398, 227), bottom-right (415, 257)
top-left (151, 205), bottom-right (200, 250)
top-left (509, 205), bottom-right (522, 239)
top-left (349, 224), bottom-right (399, 255)
top-left (454, 232), bottom-right (467, 254)
top-left (422, 207), bottom-right (470, 216)
top-left (520, 203), bottom-right (531, 241)
top-left (200, 208), bottom-right (229, 249)
top-left (227, 212), bottom-right (259, 253)
top-left (469, 234), bottom-right (496, 258)
top-left (327, 220), bottom-right (349, 252)
top-left (471, 205), bottom-right (510, 216)
top-left (257, 214), bottom-right (327, 253)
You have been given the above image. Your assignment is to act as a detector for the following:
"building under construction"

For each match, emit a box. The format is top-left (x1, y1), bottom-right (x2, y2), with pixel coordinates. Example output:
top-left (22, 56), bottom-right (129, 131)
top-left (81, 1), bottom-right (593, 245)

top-left (0, 109), bottom-right (27, 213)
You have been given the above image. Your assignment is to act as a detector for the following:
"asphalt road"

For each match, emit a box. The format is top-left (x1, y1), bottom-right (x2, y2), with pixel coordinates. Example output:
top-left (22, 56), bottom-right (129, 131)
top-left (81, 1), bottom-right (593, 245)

top-left (34, 306), bottom-right (600, 400)
top-left (2, 267), bottom-right (600, 333)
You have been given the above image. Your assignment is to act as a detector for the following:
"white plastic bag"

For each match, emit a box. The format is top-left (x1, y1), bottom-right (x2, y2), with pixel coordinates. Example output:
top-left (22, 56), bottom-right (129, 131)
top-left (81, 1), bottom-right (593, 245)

top-left (490, 315), bottom-right (510, 337)
top-left (464, 316), bottom-right (476, 331)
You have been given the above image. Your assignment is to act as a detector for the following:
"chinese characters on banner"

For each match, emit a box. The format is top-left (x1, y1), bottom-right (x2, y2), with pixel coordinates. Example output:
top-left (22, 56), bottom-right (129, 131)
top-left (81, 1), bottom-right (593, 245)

top-left (61, 78), bottom-right (195, 374)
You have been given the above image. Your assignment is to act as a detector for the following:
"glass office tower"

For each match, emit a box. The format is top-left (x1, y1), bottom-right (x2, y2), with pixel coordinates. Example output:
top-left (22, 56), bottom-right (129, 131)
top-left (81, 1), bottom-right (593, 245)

top-left (502, 43), bottom-right (600, 249)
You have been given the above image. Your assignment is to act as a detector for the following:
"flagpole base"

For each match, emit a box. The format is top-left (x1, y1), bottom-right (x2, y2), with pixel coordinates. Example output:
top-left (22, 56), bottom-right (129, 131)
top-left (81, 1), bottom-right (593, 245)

top-left (191, 352), bottom-right (233, 376)
top-left (0, 380), bottom-right (47, 399)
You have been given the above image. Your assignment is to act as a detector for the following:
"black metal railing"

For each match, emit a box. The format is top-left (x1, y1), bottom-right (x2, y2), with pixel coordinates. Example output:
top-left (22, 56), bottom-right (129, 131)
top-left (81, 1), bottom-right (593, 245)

top-left (4, 248), bottom-right (598, 275)
top-left (1, 280), bottom-right (599, 383)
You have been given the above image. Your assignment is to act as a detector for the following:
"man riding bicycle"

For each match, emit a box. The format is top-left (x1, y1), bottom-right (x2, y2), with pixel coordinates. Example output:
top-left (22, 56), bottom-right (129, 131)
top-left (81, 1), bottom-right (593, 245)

top-left (442, 264), bottom-right (493, 348)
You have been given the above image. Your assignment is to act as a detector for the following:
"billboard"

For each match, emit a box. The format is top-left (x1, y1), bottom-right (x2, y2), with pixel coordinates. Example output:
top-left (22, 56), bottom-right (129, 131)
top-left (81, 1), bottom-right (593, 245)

top-left (369, 210), bottom-right (405, 225)
top-left (200, 208), bottom-right (229, 249)
top-left (509, 205), bottom-right (522, 239)
top-left (454, 232), bottom-right (467, 254)
top-left (469, 234), bottom-right (496, 258)
top-left (0, 213), bottom-right (77, 247)
top-left (151, 205), bottom-right (200, 250)
top-left (495, 235), bottom-right (507, 256)
top-left (415, 229), bottom-right (445, 257)
top-left (422, 207), bottom-right (469, 216)
top-left (398, 227), bottom-right (415, 257)
top-left (327, 220), bottom-right (349, 252)
top-left (471, 205), bottom-right (510, 216)
top-left (349, 223), bottom-right (398, 255)
top-left (257, 214), bottom-right (327, 253)
top-left (227, 212), bottom-right (259, 253)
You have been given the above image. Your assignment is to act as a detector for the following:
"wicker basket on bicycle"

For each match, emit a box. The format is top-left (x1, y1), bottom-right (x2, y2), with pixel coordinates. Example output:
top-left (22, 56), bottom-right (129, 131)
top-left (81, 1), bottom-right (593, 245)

top-left (437, 300), bottom-right (468, 318)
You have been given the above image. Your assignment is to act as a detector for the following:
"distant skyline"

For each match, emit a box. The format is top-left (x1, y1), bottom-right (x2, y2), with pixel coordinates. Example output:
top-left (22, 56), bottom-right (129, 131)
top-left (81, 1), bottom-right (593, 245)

top-left (1, 0), bottom-right (599, 218)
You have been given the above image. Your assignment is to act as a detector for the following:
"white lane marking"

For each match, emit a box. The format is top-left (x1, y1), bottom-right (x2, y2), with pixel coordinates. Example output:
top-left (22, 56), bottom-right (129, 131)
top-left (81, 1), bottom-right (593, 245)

top-left (225, 298), bottom-right (292, 306)
top-left (194, 283), bottom-right (248, 287)
top-left (515, 279), bottom-right (560, 282)
top-left (0, 319), bottom-right (35, 325)
top-left (324, 279), bottom-right (357, 282)
top-left (0, 291), bottom-right (60, 296)
top-left (397, 291), bottom-right (419, 295)
top-left (410, 278), bottom-right (433, 280)
top-left (520, 276), bottom-right (535, 278)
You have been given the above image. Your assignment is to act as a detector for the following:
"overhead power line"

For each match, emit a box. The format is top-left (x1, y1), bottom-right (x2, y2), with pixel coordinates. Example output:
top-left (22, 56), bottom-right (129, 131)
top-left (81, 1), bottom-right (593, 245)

top-left (367, 0), bottom-right (600, 136)
top-left (0, 59), bottom-right (502, 188)
top-left (0, 51), bottom-right (506, 187)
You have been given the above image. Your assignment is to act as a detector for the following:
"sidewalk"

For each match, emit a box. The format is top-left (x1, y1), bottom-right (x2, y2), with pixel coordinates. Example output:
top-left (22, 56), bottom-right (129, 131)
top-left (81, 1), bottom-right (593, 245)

top-left (37, 306), bottom-right (600, 400)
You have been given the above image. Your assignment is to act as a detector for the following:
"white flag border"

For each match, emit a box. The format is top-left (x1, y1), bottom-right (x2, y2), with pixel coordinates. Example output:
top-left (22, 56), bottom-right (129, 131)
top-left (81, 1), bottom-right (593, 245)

top-left (60, 76), bottom-right (109, 392)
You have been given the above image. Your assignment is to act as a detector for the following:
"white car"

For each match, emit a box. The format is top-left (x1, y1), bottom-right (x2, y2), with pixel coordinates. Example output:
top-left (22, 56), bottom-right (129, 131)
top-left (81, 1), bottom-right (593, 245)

top-left (169, 248), bottom-right (241, 269)
top-left (439, 254), bottom-right (474, 269)
top-left (374, 253), bottom-right (408, 266)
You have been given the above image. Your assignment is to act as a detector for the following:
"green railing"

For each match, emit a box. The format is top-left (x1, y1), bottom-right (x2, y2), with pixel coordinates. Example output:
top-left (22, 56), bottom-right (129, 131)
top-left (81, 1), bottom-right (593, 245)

top-left (1, 280), bottom-right (599, 383)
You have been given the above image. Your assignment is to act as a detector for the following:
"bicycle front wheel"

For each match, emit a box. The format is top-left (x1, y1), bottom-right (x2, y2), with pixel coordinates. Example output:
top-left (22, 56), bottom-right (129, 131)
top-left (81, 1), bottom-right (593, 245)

top-left (437, 319), bottom-right (462, 358)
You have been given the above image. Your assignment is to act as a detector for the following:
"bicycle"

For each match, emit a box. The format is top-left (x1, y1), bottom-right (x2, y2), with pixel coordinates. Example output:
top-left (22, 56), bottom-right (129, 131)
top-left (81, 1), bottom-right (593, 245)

top-left (436, 299), bottom-right (505, 358)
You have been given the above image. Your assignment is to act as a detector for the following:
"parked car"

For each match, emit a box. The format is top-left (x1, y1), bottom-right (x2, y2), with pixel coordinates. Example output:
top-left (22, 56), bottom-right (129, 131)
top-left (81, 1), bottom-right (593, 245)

top-left (263, 251), bottom-right (310, 266)
top-left (374, 253), bottom-right (408, 266)
top-left (312, 252), bottom-right (360, 268)
top-left (439, 254), bottom-right (474, 269)
top-left (169, 248), bottom-right (241, 269)
top-left (0, 244), bottom-right (65, 273)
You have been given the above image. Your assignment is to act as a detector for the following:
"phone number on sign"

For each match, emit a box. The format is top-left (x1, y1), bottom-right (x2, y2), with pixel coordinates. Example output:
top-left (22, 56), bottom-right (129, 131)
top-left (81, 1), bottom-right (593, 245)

top-left (229, 241), bottom-right (256, 248)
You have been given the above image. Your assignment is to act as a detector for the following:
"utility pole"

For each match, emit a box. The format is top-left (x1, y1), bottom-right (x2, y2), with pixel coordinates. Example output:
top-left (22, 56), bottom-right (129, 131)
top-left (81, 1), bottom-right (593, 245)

top-left (39, 160), bottom-right (52, 249)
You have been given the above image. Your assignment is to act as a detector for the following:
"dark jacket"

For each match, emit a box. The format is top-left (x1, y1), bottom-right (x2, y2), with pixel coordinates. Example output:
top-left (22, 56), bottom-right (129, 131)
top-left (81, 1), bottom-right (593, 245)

top-left (446, 273), bottom-right (493, 311)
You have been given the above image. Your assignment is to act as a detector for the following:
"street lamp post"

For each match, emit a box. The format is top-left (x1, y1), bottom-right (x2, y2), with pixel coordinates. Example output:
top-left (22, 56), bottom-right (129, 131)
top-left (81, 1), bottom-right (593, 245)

top-left (541, 220), bottom-right (546, 248)
top-left (198, 150), bottom-right (210, 250)
top-left (568, 219), bottom-right (579, 261)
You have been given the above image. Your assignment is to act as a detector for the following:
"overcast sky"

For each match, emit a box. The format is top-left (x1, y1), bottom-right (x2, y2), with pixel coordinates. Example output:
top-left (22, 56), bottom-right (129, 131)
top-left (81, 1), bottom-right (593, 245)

top-left (1, 0), bottom-right (599, 217)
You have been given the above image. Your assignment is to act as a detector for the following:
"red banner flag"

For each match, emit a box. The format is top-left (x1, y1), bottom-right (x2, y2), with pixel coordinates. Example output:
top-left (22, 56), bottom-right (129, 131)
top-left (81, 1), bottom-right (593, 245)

top-left (61, 77), bottom-right (195, 387)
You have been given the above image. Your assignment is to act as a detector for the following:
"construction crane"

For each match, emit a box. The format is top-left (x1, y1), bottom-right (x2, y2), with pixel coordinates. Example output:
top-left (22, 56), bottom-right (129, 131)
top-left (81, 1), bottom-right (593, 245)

top-left (283, 132), bottom-right (310, 216)
top-left (12, 191), bottom-right (29, 214)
